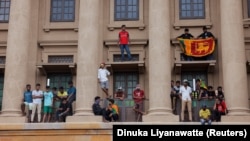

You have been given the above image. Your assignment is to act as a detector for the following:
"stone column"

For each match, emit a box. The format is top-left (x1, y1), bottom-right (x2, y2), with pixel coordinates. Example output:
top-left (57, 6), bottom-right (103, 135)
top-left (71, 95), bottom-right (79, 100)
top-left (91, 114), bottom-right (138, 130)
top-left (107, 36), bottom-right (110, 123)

top-left (66, 0), bottom-right (102, 122)
top-left (220, 0), bottom-right (250, 121)
top-left (0, 0), bottom-right (31, 122)
top-left (143, 0), bottom-right (178, 122)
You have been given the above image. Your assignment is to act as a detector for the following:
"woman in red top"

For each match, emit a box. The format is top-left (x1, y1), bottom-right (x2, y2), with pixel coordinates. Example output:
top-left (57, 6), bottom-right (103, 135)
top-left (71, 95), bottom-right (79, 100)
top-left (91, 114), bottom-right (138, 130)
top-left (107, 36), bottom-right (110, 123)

top-left (212, 97), bottom-right (227, 122)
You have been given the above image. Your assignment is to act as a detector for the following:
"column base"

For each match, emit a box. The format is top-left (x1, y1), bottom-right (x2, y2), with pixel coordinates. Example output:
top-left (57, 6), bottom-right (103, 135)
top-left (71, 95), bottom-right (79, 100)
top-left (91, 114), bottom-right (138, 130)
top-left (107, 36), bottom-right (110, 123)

top-left (222, 115), bottom-right (250, 122)
top-left (143, 115), bottom-right (179, 122)
top-left (66, 115), bottom-right (103, 123)
top-left (0, 116), bottom-right (26, 123)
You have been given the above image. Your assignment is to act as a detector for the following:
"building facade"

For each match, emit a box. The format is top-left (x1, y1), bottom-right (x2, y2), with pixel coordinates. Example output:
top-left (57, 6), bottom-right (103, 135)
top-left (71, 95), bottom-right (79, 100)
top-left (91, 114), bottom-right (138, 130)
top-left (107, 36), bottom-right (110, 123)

top-left (0, 0), bottom-right (249, 123)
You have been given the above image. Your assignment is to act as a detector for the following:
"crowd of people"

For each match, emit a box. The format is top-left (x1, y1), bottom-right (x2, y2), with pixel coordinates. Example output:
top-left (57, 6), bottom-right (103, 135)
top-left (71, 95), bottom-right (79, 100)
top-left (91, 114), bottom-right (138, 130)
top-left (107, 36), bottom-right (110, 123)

top-left (21, 25), bottom-right (225, 124)
top-left (22, 81), bottom-right (76, 123)
top-left (171, 79), bottom-right (228, 125)
top-left (92, 83), bottom-right (146, 122)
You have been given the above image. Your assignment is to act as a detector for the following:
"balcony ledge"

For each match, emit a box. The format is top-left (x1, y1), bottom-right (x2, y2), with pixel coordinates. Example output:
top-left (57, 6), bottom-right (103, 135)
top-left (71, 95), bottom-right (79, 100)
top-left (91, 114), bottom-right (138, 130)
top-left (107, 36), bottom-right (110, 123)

top-left (174, 60), bottom-right (216, 74)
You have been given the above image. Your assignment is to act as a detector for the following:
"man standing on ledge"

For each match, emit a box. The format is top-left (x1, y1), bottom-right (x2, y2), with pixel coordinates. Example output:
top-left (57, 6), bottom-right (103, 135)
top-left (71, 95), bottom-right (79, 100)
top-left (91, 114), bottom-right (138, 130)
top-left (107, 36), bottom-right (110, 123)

top-left (118, 25), bottom-right (132, 61)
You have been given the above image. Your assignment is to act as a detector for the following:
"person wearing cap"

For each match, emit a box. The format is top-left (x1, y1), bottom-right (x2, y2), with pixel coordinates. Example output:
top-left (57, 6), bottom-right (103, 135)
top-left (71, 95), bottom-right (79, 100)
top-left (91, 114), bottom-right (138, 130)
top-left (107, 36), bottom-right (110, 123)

top-left (199, 104), bottom-right (212, 125)
top-left (98, 62), bottom-right (111, 98)
top-left (114, 86), bottom-right (125, 101)
top-left (133, 84), bottom-right (145, 121)
top-left (42, 86), bottom-right (54, 122)
top-left (179, 79), bottom-right (192, 122)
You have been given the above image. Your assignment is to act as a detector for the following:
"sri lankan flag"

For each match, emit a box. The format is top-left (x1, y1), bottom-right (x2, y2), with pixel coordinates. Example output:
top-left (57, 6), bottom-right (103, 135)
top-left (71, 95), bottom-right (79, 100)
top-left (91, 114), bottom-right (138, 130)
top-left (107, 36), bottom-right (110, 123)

top-left (178, 38), bottom-right (215, 57)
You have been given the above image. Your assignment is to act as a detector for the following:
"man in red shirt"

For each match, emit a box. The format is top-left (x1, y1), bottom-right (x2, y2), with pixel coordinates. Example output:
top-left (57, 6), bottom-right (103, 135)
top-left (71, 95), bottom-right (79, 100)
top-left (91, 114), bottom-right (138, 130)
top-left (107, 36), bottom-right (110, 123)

top-left (118, 25), bottom-right (132, 61)
top-left (212, 97), bottom-right (227, 122)
top-left (133, 84), bottom-right (145, 121)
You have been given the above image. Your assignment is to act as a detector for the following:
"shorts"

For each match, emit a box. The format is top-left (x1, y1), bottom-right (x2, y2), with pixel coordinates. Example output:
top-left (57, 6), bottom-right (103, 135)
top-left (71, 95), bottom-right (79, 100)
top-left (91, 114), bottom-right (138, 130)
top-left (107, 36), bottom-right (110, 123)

top-left (100, 81), bottom-right (109, 89)
top-left (24, 102), bottom-right (33, 110)
top-left (43, 106), bottom-right (53, 113)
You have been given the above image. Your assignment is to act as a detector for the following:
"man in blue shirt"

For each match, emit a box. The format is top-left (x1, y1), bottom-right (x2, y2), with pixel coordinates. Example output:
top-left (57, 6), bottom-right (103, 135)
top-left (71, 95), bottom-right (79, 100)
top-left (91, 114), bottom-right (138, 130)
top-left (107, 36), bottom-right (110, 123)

top-left (22, 84), bottom-right (33, 121)
top-left (67, 81), bottom-right (76, 104)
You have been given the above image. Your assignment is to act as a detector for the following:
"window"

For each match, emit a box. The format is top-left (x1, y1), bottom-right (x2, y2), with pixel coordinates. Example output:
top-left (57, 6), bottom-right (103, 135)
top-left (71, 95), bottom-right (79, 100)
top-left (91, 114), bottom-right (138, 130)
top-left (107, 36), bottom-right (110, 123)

top-left (0, 0), bottom-right (10, 23)
top-left (115, 0), bottom-right (139, 21)
top-left (50, 0), bottom-right (75, 22)
top-left (179, 0), bottom-right (205, 19)
top-left (47, 73), bottom-right (72, 90)
top-left (0, 74), bottom-right (4, 110)
top-left (48, 55), bottom-right (73, 63)
top-left (113, 54), bottom-right (139, 62)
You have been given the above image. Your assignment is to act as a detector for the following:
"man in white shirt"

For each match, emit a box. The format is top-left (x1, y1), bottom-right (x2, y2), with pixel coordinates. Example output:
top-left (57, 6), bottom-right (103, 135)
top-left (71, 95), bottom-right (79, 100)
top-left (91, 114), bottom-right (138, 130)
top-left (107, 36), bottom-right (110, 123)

top-left (98, 63), bottom-right (111, 98)
top-left (31, 83), bottom-right (43, 123)
top-left (179, 79), bottom-right (192, 122)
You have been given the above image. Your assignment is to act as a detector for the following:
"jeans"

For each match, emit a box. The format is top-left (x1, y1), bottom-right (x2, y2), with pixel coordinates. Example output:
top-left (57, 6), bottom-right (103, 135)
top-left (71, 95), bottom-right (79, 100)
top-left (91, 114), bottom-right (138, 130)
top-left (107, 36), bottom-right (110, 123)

top-left (206, 54), bottom-right (214, 60)
top-left (200, 118), bottom-right (212, 125)
top-left (212, 109), bottom-right (225, 122)
top-left (120, 44), bottom-right (132, 61)
top-left (56, 110), bottom-right (70, 122)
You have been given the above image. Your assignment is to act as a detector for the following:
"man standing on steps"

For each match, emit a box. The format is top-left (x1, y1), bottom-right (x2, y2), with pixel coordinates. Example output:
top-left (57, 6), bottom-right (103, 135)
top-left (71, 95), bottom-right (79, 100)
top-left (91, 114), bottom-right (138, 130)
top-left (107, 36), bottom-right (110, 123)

top-left (118, 24), bottom-right (132, 61)
top-left (98, 62), bottom-right (111, 98)
top-left (179, 79), bottom-right (192, 122)
top-left (31, 83), bottom-right (43, 123)
top-left (133, 84), bottom-right (145, 121)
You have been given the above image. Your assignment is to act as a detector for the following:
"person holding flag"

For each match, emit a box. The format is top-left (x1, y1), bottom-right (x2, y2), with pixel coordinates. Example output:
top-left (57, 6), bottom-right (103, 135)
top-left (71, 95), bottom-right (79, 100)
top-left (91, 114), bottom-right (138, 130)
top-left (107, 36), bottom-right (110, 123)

top-left (176, 28), bottom-right (194, 61)
top-left (197, 26), bottom-right (215, 60)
